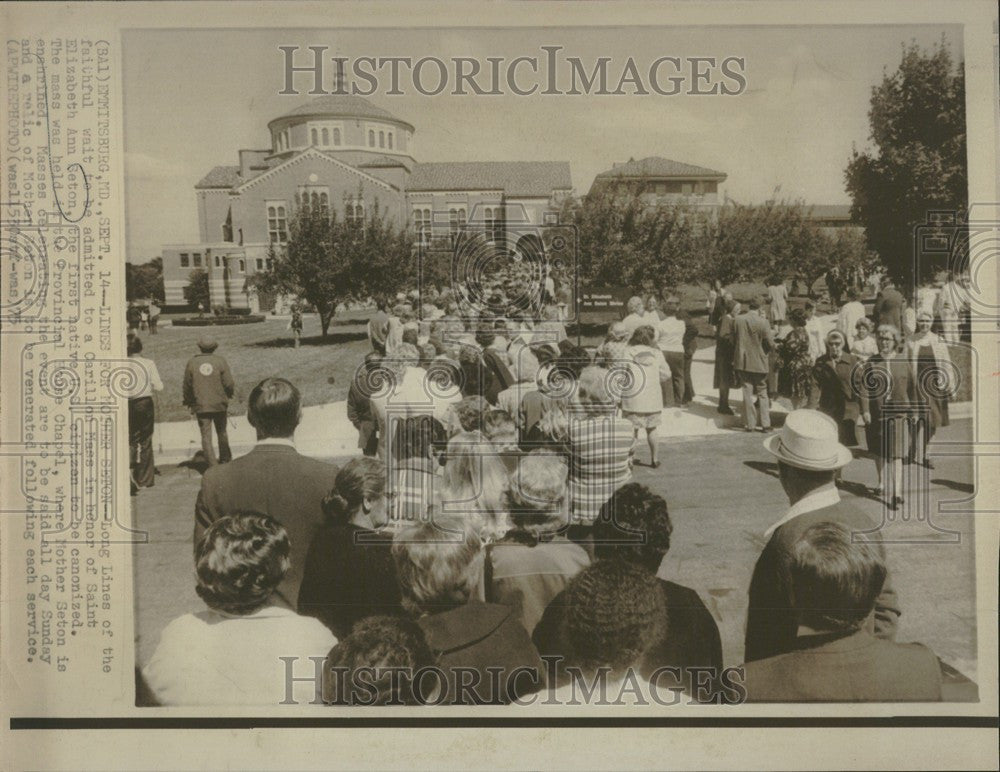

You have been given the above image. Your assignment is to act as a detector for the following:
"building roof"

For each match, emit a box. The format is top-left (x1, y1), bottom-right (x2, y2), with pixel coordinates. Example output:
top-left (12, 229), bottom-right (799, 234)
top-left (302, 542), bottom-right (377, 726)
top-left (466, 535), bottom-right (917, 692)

top-left (269, 95), bottom-right (414, 130)
top-left (594, 156), bottom-right (727, 181)
top-left (357, 155), bottom-right (409, 169)
top-left (195, 165), bottom-right (242, 189)
top-left (407, 161), bottom-right (572, 196)
top-left (808, 204), bottom-right (853, 220)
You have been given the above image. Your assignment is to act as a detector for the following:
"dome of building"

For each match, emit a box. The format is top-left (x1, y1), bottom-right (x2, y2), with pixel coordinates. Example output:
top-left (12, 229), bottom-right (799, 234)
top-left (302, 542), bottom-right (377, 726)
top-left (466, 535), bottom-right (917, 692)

top-left (268, 95), bottom-right (414, 132)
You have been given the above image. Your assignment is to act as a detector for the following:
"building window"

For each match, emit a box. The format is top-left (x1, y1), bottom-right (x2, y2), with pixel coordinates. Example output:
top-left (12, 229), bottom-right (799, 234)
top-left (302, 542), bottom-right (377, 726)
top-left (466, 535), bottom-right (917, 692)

top-left (346, 199), bottom-right (365, 228)
top-left (238, 259), bottom-right (246, 273)
top-left (311, 128), bottom-right (319, 145)
top-left (297, 186), bottom-right (329, 215)
top-left (214, 255), bottom-right (221, 268)
top-left (449, 207), bottom-right (467, 241)
top-left (484, 208), bottom-right (503, 243)
top-left (368, 129), bottom-right (375, 147)
top-left (681, 182), bottom-right (694, 195)
top-left (321, 128), bottom-right (329, 145)
top-left (379, 131), bottom-right (385, 148)
top-left (413, 207), bottom-right (431, 245)
top-left (333, 128), bottom-right (341, 145)
top-left (266, 258), bottom-right (274, 270)
top-left (192, 252), bottom-right (203, 267)
top-left (387, 132), bottom-right (393, 149)
top-left (256, 258), bottom-right (264, 270)
top-left (267, 202), bottom-right (288, 244)
top-left (543, 212), bottom-right (559, 225)
top-left (180, 252), bottom-right (190, 268)
top-left (654, 182), bottom-right (667, 195)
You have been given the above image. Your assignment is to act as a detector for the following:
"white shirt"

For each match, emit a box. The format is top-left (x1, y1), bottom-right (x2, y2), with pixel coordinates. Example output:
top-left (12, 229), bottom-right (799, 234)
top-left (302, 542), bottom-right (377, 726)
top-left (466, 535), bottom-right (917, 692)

top-left (256, 437), bottom-right (296, 449)
top-left (143, 605), bottom-right (336, 706)
top-left (129, 355), bottom-right (163, 399)
top-left (371, 366), bottom-right (460, 457)
top-left (656, 316), bottom-right (685, 353)
top-left (837, 301), bottom-right (866, 346)
top-left (804, 318), bottom-right (825, 362)
top-left (764, 483), bottom-right (841, 539)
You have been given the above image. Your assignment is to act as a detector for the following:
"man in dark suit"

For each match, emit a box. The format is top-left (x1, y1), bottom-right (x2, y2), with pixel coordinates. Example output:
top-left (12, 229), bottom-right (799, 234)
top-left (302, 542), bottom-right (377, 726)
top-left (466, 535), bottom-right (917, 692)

top-left (745, 409), bottom-right (900, 663)
top-left (732, 298), bottom-right (775, 431)
top-left (744, 520), bottom-right (941, 701)
top-left (874, 278), bottom-right (905, 336)
top-left (194, 377), bottom-right (338, 607)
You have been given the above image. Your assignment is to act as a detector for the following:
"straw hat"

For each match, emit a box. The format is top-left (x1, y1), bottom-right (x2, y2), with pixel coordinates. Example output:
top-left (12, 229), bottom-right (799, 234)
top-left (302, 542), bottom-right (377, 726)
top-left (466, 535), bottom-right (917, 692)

top-left (764, 409), bottom-right (852, 471)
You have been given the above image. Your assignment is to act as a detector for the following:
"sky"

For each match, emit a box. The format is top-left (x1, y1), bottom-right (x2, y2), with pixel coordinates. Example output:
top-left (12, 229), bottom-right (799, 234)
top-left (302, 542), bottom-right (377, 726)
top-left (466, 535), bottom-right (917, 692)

top-left (122, 25), bottom-right (963, 262)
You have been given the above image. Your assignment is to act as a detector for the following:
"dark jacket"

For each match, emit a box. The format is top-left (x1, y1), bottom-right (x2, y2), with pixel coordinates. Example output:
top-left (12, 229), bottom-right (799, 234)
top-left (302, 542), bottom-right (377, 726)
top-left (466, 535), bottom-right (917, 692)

top-left (874, 287), bottom-right (905, 333)
top-left (679, 310), bottom-right (700, 357)
top-left (810, 352), bottom-right (869, 422)
top-left (417, 601), bottom-right (544, 704)
top-left (346, 378), bottom-right (376, 453)
top-left (744, 500), bottom-right (901, 663)
top-left (194, 444), bottom-right (339, 607)
top-left (183, 352), bottom-right (235, 414)
top-left (298, 523), bottom-right (402, 639)
top-left (482, 349), bottom-right (515, 405)
top-left (744, 629), bottom-right (942, 702)
top-left (732, 312), bottom-right (774, 374)
top-left (533, 577), bottom-right (724, 699)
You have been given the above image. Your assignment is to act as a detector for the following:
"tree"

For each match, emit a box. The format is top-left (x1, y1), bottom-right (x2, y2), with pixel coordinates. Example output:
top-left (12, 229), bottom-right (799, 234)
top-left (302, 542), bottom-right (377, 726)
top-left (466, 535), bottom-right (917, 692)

top-left (182, 268), bottom-right (210, 310)
top-left (126, 257), bottom-right (164, 301)
top-left (845, 38), bottom-right (966, 292)
top-left (249, 195), bottom-right (414, 337)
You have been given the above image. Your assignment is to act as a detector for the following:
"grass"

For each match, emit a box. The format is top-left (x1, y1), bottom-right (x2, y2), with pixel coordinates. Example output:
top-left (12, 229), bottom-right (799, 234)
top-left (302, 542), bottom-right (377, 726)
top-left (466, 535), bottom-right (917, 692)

top-left (141, 316), bottom-right (371, 421)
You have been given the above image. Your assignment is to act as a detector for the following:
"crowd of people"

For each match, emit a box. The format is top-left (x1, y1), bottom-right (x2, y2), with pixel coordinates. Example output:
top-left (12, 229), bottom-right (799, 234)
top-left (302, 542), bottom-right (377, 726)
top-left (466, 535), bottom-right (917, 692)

top-left (133, 261), bottom-right (972, 707)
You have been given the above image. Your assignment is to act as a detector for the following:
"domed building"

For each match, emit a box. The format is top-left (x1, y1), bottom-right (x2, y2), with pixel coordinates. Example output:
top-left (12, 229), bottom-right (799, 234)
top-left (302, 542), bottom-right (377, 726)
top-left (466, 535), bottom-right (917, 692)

top-left (161, 95), bottom-right (573, 312)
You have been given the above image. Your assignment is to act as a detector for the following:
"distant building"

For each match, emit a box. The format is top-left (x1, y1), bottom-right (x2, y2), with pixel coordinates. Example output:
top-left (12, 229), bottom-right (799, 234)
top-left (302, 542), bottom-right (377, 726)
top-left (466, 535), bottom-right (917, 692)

top-left (806, 204), bottom-right (863, 236)
top-left (588, 156), bottom-right (727, 210)
top-left (161, 95), bottom-right (572, 312)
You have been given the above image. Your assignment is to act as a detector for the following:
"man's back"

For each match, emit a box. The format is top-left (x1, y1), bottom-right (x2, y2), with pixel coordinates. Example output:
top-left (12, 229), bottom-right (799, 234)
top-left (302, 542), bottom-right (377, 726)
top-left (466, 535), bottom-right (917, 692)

top-left (876, 287), bottom-right (904, 327)
top-left (745, 630), bottom-right (942, 702)
top-left (745, 500), bottom-right (900, 663)
top-left (733, 313), bottom-right (771, 373)
top-left (194, 445), bottom-right (338, 606)
top-left (183, 353), bottom-right (234, 414)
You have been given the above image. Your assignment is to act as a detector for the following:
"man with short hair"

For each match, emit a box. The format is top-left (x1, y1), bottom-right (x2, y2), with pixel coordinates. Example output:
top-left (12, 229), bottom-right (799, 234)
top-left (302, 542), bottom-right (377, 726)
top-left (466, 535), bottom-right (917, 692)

top-left (732, 298), bottom-right (775, 432)
top-left (194, 377), bottom-right (339, 606)
top-left (744, 409), bottom-right (900, 663)
top-left (367, 297), bottom-right (391, 355)
top-left (183, 336), bottom-right (235, 466)
top-left (744, 521), bottom-right (942, 701)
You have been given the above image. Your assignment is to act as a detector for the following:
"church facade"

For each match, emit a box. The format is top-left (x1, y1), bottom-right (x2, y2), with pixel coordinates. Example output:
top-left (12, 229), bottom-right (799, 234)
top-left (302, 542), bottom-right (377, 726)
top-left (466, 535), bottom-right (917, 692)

top-left (160, 95), bottom-right (574, 311)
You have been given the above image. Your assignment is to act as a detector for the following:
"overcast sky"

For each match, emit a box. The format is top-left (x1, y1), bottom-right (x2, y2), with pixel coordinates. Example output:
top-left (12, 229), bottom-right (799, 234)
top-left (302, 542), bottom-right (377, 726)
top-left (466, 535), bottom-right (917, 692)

top-left (123, 25), bottom-right (962, 262)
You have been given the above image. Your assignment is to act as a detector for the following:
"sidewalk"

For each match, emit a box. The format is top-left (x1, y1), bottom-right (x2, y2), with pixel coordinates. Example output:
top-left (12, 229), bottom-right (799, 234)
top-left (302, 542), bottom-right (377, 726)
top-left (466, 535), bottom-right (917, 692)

top-left (152, 339), bottom-right (972, 464)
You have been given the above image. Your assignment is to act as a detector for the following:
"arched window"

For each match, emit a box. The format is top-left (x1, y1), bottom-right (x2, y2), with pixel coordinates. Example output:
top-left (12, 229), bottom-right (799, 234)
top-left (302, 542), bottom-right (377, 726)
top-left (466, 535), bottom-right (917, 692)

top-left (387, 132), bottom-right (393, 149)
top-left (321, 128), bottom-right (329, 145)
top-left (311, 128), bottom-right (318, 145)
top-left (311, 192), bottom-right (320, 209)
top-left (333, 128), bottom-right (341, 145)
top-left (319, 192), bottom-right (329, 211)
top-left (379, 131), bottom-right (385, 148)
top-left (294, 192), bottom-right (301, 209)
top-left (368, 129), bottom-right (375, 146)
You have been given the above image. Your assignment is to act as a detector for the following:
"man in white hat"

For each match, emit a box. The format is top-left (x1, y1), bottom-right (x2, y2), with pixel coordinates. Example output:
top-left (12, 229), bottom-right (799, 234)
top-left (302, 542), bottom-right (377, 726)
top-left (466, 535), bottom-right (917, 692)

top-left (743, 409), bottom-right (900, 663)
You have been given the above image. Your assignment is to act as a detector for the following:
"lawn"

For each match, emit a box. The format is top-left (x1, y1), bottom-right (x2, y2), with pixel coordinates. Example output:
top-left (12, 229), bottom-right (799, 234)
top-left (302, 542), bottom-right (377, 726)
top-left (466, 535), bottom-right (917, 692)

top-left (142, 315), bottom-right (372, 421)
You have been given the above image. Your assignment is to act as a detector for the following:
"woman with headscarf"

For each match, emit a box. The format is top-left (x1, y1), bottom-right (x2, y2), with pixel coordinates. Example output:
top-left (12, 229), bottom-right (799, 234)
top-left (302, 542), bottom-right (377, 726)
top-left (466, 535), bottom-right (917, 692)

top-left (907, 310), bottom-right (955, 469)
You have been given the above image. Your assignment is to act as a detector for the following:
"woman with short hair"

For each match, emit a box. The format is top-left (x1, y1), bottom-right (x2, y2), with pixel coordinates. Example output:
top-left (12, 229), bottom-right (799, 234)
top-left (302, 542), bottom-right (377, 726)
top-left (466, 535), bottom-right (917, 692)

top-left (568, 366), bottom-right (635, 529)
top-left (488, 452), bottom-right (590, 634)
top-left (392, 517), bottom-right (544, 704)
top-left (298, 458), bottom-right (403, 639)
top-left (907, 310), bottom-right (955, 469)
top-left (622, 325), bottom-right (671, 468)
top-left (439, 430), bottom-right (511, 541)
top-left (144, 513), bottom-right (336, 705)
top-left (861, 324), bottom-right (915, 507)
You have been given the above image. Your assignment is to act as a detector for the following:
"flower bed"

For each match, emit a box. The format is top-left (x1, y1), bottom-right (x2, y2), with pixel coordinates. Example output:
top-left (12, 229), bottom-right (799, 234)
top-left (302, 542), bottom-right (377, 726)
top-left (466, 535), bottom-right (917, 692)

top-left (171, 315), bottom-right (266, 326)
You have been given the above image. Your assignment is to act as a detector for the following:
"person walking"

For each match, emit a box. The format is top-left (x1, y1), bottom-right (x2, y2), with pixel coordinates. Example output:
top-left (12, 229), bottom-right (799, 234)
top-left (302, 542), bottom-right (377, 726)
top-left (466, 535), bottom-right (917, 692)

top-left (767, 276), bottom-right (788, 328)
top-left (732, 298), bottom-right (775, 432)
top-left (148, 300), bottom-right (160, 335)
top-left (183, 336), bottom-right (236, 466)
top-left (713, 298), bottom-right (738, 415)
top-left (907, 310), bottom-right (955, 470)
top-left (127, 333), bottom-right (163, 491)
top-left (655, 296), bottom-right (687, 407)
top-left (289, 305), bottom-right (303, 349)
top-left (837, 288), bottom-right (866, 350)
top-left (809, 329), bottom-right (868, 450)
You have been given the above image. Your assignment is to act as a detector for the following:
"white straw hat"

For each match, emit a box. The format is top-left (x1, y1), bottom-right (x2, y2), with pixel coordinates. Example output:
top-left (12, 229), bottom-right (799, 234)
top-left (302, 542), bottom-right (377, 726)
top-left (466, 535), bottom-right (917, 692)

top-left (764, 409), bottom-right (853, 471)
